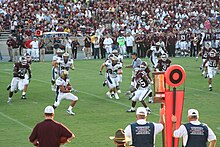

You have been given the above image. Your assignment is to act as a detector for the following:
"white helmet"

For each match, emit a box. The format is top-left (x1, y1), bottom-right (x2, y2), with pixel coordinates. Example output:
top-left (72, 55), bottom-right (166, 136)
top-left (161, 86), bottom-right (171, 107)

top-left (209, 49), bottom-right (216, 58)
top-left (140, 61), bottom-right (147, 70)
top-left (19, 56), bottom-right (27, 65)
top-left (161, 53), bottom-right (168, 61)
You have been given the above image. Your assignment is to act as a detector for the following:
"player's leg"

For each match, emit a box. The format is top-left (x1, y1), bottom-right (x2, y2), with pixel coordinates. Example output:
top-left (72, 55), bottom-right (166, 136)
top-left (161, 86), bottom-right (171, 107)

top-left (64, 93), bottom-right (78, 115)
top-left (7, 78), bottom-right (19, 103)
top-left (127, 90), bottom-right (140, 112)
top-left (116, 74), bottom-right (122, 93)
top-left (53, 93), bottom-right (63, 109)
top-left (51, 67), bottom-right (56, 91)
top-left (138, 88), bottom-right (152, 113)
top-left (207, 67), bottom-right (213, 91)
top-left (21, 74), bottom-right (29, 99)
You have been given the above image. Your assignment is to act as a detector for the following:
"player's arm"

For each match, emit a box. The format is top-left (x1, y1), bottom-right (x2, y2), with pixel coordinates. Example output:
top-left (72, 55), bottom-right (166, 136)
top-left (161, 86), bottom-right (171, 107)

top-left (27, 66), bottom-right (32, 79)
top-left (203, 59), bottom-right (208, 67)
top-left (99, 63), bottom-right (106, 75)
top-left (117, 67), bottom-right (123, 74)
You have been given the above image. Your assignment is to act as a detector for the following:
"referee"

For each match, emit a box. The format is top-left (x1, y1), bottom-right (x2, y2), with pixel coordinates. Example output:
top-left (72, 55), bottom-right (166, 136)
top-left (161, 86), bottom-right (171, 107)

top-left (125, 52), bottom-right (142, 96)
top-left (172, 108), bottom-right (217, 147)
top-left (29, 106), bottom-right (75, 147)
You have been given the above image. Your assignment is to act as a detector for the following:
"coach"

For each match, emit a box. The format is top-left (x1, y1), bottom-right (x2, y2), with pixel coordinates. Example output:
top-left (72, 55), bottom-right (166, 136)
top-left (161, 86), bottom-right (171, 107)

top-left (29, 106), bottom-right (75, 147)
top-left (124, 107), bottom-right (163, 147)
top-left (172, 108), bottom-right (217, 147)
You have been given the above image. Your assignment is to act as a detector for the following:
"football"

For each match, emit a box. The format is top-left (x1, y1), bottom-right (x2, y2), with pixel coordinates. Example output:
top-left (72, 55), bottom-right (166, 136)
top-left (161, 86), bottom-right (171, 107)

top-left (60, 136), bottom-right (68, 144)
top-left (65, 86), bottom-right (72, 91)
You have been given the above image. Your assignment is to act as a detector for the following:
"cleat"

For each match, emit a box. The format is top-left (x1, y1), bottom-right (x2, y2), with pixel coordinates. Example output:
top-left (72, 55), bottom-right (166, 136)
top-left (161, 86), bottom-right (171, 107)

top-left (209, 87), bottom-right (212, 91)
top-left (103, 80), bottom-right (107, 87)
top-left (51, 86), bottom-right (56, 91)
top-left (146, 107), bottom-right (151, 114)
top-left (115, 93), bottom-right (119, 99)
top-left (148, 97), bottom-right (153, 103)
top-left (127, 108), bottom-right (135, 112)
top-left (66, 110), bottom-right (75, 115)
top-left (106, 91), bottom-right (112, 99)
top-left (111, 93), bottom-right (115, 98)
top-left (117, 90), bottom-right (121, 93)
top-left (6, 85), bottom-right (11, 91)
top-left (21, 95), bottom-right (27, 99)
top-left (7, 98), bottom-right (12, 103)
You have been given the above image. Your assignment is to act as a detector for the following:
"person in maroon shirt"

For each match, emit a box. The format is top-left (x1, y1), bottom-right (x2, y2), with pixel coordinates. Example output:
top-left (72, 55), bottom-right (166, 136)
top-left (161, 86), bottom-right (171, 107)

top-left (29, 106), bottom-right (75, 147)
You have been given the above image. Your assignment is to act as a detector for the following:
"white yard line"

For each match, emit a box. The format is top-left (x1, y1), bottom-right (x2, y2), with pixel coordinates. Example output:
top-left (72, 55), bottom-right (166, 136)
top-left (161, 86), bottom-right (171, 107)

top-left (0, 112), bottom-right (32, 131)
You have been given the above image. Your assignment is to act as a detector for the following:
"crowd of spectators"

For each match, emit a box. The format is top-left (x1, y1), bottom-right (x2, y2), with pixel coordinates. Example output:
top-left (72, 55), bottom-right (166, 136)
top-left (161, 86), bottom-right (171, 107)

top-left (0, 0), bottom-right (220, 59)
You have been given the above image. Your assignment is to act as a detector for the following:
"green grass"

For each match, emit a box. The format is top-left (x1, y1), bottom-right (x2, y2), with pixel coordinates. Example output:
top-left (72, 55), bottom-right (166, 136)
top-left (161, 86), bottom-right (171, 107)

top-left (0, 57), bottom-right (219, 147)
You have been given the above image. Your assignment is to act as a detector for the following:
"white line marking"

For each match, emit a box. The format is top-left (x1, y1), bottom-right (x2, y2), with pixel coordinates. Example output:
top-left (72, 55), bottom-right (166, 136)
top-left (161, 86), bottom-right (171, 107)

top-left (0, 112), bottom-right (32, 131)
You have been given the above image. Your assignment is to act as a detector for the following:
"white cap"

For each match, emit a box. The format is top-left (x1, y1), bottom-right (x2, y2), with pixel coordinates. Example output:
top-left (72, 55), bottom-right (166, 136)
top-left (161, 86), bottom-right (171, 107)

top-left (44, 106), bottom-right (54, 114)
top-left (188, 109), bottom-right (199, 118)
top-left (136, 107), bottom-right (147, 116)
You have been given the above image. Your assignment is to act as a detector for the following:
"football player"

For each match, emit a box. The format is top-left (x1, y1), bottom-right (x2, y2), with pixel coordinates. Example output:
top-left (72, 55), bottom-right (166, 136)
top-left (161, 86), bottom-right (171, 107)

top-left (127, 61), bottom-right (152, 113)
top-left (56, 52), bottom-right (75, 72)
top-left (203, 49), bottom-right (219, 91)
top-left (52, 70), bottom-right (78, 115)
top-left (196, 43), bottom-right (211, 77)
top-left (51, 49), bottom-right (63, 91)
top-left (7, 56), bottom-right (31, 103)
top-left (147, 42), bottom-right (165, 69)
top-left (105, 56), bottom-right (123, 99)
top-left (21, 53), bottom-right (33, 99)
top-left (156, 53), bottom-right (171, 72)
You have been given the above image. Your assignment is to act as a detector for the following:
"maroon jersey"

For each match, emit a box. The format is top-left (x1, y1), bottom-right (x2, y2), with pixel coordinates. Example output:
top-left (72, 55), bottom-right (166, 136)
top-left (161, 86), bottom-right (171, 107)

top-left (157, 59), bottom-right (171, 71)
top-left (13, 62), bottom-right (30, 79)
top-left (207, 55), bottom-right (219, 67)
top-left (135, 70), bottom-right (150, 88)
top-left (202, 49), bottom-right (209, 59)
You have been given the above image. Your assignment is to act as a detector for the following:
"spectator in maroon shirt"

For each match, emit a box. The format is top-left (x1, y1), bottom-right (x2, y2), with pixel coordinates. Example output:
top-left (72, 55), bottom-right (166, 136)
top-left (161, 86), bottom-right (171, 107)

top-left (29, 106), bottom-right (75, 147)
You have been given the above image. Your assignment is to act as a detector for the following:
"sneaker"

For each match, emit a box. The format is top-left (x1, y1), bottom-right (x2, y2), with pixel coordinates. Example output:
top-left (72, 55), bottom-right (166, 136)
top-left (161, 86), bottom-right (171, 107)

top-left (21, 95), bottom-right (27, 99)
top-left (148, 97), bottom-right (153, 103)
top-left (117, 90), bottom-right (121, 93)
top-left (146, 107), bottom-right (151, 114)
top-left (6, 85), bottom-right (11, 91)
top-left (127, 108), bottom-right (135, 112)
top-left (66, 110), bottom-right (75, 115)
top-left (115, 93), bottom-right (119, 99)
top-left (7, 98), bottom-right (12, 103)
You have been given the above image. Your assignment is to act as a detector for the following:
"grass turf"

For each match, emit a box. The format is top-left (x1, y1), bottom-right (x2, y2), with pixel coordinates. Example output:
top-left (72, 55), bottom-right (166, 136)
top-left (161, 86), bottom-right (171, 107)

top-left (0, 57), bottom-right (219, 147)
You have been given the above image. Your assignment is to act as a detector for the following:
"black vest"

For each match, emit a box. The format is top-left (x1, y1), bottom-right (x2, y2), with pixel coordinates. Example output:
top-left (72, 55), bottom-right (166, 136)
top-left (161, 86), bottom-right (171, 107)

top-left (131, 122), bottom-right (155, 147)
top-left (183, 123), bottom-right (208, 147)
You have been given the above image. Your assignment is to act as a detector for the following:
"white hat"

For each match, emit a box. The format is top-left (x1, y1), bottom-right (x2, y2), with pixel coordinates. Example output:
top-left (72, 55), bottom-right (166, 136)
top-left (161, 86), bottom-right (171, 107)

top-left (136, 107), bottom-right (147, 116)
top-left (188, 109), bottom-right (199, 118)
top-left (44, 106), bottom-right (54, 114)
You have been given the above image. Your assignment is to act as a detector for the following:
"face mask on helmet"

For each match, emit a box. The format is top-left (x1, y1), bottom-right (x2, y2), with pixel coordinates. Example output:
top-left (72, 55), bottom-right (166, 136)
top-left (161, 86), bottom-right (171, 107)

top-left (63, 53), bottom-right (69, 62)
top-left (209, 51), bottom-right (216, 58)
top-left (111, 56), bottom-right (118, 65)
top-left (112, 50), bottom-right (118, 56)
top-left (140, 62), bottom-right (147, 70)
top-left (19, 57), bottom-right (27, 65)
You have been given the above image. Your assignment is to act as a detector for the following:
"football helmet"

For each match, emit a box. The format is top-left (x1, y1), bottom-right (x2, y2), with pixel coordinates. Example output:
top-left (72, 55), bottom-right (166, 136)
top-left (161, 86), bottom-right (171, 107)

top-left (209, 49), bottom-right (217, 58)
top-left (161, 53), bottom-right (168, 61)
top-left (140, 61), bottom-right (147, 70)
top-left (60, 70), bottom-right (69, 79)
top-left (56, 49), bottom-right (64, 57)
top-left (19, 56), bottom-right (27, 65)
top-left (112, 50), bottom-right (118, 56)
top-left (63, 52), bottom-right (70, 62)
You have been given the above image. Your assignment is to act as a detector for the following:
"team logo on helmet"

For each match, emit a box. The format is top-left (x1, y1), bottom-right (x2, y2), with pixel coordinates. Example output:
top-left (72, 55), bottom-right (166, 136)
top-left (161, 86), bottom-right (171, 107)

top-left (140, 61), bottom-right (147, 70)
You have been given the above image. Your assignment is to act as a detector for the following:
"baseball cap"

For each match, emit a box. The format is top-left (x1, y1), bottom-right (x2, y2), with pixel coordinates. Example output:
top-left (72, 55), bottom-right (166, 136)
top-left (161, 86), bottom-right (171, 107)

top-left (44, 106), bottom-right (54, 114)
top-left (136, 107), bottom-right (147, 116)
top-left (109, 129), bottom-right (126, 143)
top-left (187, 109), bottom-right (199, 118)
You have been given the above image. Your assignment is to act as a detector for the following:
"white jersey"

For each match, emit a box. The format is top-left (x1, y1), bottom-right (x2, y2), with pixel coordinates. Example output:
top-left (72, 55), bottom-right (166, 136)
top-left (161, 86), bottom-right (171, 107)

top-left (105, 61), bottom-right (122, 78)
top-left (117, 54), bottom-right (123, 63)
top-left (150, 46), bottom-right (165, 60)
top-left (52, 55), bottom-right (62, 62)
top-left (57, 58), bottom-right (74, 71)
top-left (56, 77), bottom-right (70, 94)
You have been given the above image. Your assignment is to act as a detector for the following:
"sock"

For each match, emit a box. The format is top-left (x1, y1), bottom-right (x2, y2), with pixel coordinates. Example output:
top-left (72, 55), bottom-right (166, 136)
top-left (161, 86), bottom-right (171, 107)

top-left (68, 106), bottom-right (73, 111)
top-left (131, 107), bottom-right (135, 110)
top-left (8, 97), bottom-right (11, 100)
top-left (209, 84), bottom-right (212, 88)
top-left (22, 92), bottom-right (26, 96)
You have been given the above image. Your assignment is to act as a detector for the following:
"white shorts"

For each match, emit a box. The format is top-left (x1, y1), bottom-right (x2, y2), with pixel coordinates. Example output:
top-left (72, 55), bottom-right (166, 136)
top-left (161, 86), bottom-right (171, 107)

top-left (119, 45), bottom-right (126, 55)
top-left (180, 41), bottom-right (187, 50)
top-left (131, 86), bottom-right (152, 102)
top-left (150, 57), bottom-right (158, 68)
top-left (107, 76), bottom-right (118, 89)
top-left (105, 45), bottom-right (112, 54)
top-left (10, 77), bottom-right (25, 92)
top-left (207, 66), bottom-right (216, 79)
top-left (54, 92), bottom-right (78, 107)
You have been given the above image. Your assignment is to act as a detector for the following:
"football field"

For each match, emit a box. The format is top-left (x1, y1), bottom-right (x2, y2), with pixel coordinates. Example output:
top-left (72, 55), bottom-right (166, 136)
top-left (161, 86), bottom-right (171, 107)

top-left (0, 57), bottom-right (219, 147)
